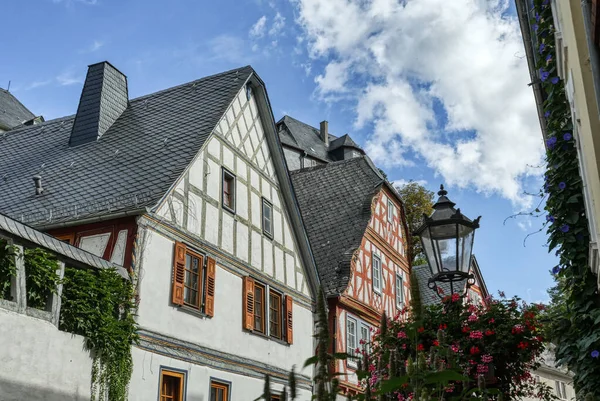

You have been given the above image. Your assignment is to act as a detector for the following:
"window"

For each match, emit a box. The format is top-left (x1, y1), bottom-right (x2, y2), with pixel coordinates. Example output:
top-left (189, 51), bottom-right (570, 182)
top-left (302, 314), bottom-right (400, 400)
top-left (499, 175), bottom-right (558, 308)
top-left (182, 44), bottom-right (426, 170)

top-left (262, 199), bottom-right (273, 238)
top-left (269, 290), bottom-right (282, 340)
top-left (554, 381), bottom-right (567, 399)
top-left (346, 316), bottom-right (357, 365)
top-left (172, 242), bottom-right (216, 317)
top-left (54, 233), bottom-right (75, 245)
top-left (271, 396), bottom-right (281, 401)
top-left (242, 277), bottom-right (294, 344)
top-left (387, 200), bottom-right (394, 222)
top-left (254, 282), bottom-right (266, 334)
top-left (360, 323), bottom-right (370, 351)
top-left (222, 168), bottom-right (236, 213)
top-left (246, 84), bottom-right (253, 100)
top-left (395, 274), bottom-right (404, 308)
top-left (210, 380), bottom-right (230, 401)
top-left (160, 370), bottom-right (185, 401)
top-left (372, 254), bottom-right (382, 294)
top-left (184, 250), bottom-right (203, 309)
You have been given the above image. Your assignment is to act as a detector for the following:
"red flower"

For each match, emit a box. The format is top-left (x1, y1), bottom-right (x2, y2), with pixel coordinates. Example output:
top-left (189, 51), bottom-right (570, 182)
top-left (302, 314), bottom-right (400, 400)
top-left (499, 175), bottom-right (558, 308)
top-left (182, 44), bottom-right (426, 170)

top-left (517, 341), bottom-right (529, 349)
top-left (451, 293), bottom-right (460, 302)
top-left (462, 326), bottom-right (471, 333)
top-left (488, 318), bottom-right (495, 324)
top-left (432, 340), bottom-right (440, 347)
top-left (417, 344), bottom-right (425, 351)
top-left (437, 286), bottom-right (445, 295)
top-left (418, 326), bottom-right (425, 333)
top-left (469, 359), bottom-right (477, 365)
top-left (485, 329), bottom-right (495, 336)
top-left (439, 323), bottom-right (448, 330)
top-left (470, 346), bottom-right (480, 355)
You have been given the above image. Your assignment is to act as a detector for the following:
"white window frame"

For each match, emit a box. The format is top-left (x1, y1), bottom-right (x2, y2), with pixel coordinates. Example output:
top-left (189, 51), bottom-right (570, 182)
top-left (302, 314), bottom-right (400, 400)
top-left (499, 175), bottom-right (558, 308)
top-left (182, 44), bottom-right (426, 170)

top-left (387, 199), bottom-right (394, 222)
top-left (554, 381), bottom-right (567, 399)
top-left (346, 316), bottom-right (358, 368)
top-left (395, 273), bottom-right (404, 309)
top-left (372, 254), bottom-right (382, 294)
top-left (359, 323), bottom-right (370, 352)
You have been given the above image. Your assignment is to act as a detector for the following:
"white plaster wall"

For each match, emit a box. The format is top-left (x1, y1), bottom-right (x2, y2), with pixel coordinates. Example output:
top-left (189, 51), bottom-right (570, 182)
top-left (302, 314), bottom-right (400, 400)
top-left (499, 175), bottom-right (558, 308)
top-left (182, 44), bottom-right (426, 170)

top-left (137, 229), bottom-right (314, 372)
top-left (130, 347), bottom-right (312, 401)
top-left (0, 309), bottom-right (92, 401)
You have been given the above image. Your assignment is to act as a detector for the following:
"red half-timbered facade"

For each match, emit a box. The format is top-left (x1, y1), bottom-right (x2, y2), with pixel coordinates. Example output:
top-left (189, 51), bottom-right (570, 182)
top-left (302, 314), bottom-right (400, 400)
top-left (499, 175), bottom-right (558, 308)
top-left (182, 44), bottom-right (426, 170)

top-left (290, 157), bottom-right (411, 397)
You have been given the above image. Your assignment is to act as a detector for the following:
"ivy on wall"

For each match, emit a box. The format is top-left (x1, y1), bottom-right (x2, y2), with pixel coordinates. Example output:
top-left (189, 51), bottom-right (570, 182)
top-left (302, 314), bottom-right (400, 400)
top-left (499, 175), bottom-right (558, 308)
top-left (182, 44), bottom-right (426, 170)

top-left (532, 0), bottom-right (600, 397)
top-left (0, 238), bottom-right (137, 401)
top-left (60, 266), bottom-right (138, 401)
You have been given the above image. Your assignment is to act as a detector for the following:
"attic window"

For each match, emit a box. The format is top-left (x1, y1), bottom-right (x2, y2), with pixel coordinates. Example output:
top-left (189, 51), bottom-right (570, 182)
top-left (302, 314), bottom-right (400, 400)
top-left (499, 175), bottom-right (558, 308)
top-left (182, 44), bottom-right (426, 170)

top-left (222, 168), bottom-right (236, 213)
top-left (246, 84), bottom-right (253, 100)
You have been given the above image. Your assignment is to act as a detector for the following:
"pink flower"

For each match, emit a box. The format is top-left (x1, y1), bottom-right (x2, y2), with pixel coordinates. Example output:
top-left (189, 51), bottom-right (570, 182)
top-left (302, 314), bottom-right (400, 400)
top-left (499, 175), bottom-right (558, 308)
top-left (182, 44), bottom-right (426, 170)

top-left (488, 318), bottom-right (495, 324)
top-left (482, 354), bottom-right (493, 363)
top-left (397, 331), bottom-right (407, 339)
top-left (355, 347), bottom-right (361, 354)
top-left (402, 344), bottom-right (407, 350)
top-left (512, 324), bottom-right (524, 334)
top-left (477, 364), bottom-right (489, 374)
top-left (450, 344), bottom-right (460, 353)
top-left (369, 375), bottom-right (378, 387)
top-left (397, 394), bottom-right (405, 401)
top-left (368, 364), bottom-right (376, 372)
top-left (468, 314), bottom-right (478, 322)
top-left (469, 330), bottom-right (483, 339)
top-left (359, 339), bottom-right (365, 345)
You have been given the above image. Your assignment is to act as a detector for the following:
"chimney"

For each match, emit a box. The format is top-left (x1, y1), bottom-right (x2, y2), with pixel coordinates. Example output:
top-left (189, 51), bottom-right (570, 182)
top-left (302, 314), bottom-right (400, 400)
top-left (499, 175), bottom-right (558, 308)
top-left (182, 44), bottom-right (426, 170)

top-left (69, 62), bottom-right (128, 147)
top-left (320, 120), bottom-right (329, 147)
top-left (33, 175), bottom-right (43, 195)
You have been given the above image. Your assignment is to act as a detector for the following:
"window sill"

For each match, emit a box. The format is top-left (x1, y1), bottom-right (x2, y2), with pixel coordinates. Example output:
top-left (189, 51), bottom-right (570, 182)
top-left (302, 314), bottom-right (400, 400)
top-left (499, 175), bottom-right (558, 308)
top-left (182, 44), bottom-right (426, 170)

top-left (176, 305), bottom-right (209, 319)
top-left (223, 205), bottom-right (236, 216)
top-left (245, 329), bottom-right (290, 346)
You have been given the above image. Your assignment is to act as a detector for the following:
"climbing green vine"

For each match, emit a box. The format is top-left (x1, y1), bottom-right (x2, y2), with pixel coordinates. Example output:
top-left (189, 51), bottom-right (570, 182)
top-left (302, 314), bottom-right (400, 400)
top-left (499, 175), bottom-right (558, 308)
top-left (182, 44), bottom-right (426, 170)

top-left (0, 239), bottom-right (137, 401)
top-left (60, 265), bottom-right (138, 401)
top-left (532, 0), bottom-right (600, 397)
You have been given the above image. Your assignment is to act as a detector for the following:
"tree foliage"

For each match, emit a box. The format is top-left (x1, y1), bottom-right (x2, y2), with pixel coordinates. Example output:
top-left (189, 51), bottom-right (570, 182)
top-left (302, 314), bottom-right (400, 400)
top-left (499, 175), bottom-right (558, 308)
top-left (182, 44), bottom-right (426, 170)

top-left (395, 181), bottom-right (435, 265)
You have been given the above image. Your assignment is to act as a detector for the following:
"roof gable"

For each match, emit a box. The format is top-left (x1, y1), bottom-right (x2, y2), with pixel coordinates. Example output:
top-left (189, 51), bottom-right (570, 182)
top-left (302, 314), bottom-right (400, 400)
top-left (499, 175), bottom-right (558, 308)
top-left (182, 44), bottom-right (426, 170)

top-left (0, 89), bottom-right (35, 130)
top-left (290, 156), bottom-right (385, 295)
top-left (0, 66), bottom-right (253, 227)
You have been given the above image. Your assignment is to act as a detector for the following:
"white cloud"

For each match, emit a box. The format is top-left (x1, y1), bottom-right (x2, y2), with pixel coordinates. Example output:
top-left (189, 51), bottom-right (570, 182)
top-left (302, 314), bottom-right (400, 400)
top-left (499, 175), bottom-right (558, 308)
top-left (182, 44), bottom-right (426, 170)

top-left (53, 0), bottom-right (98, 5)
top-left (250, 16), bottom-right (268, 38)
top-left (90, 40), bottom-right (104, 52)
top-left (207, 35), bottom-right (252, 64)
top-left (56, 71), bottom-right (82, 86)
top-left (269, 12), bottom-right (286, 37)
top-left (293, 0), bottom-right (544, 206)
top-left (25, 80), bottom-right (52, 90)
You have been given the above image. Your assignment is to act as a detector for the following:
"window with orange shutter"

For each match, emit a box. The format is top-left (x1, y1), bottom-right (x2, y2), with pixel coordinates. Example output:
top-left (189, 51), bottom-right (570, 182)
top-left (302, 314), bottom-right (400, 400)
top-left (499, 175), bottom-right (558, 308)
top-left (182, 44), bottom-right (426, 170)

top-left (172, 242), bottom-right (216, 317)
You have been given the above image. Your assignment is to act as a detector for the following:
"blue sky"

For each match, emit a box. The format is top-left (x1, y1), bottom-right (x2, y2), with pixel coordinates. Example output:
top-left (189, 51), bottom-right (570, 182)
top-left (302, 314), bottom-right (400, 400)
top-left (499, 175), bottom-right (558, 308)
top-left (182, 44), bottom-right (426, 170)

top-left (0, 0), bottom-right (557, 302)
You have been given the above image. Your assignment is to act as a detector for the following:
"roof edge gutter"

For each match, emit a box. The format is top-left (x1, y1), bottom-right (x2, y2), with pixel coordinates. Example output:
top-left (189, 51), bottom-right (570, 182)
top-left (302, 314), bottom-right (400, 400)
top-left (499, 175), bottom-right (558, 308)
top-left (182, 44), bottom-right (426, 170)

top-left (515, 0), bottom-right (549, 142)
top-left (32, 208), bottom-right (146, 231)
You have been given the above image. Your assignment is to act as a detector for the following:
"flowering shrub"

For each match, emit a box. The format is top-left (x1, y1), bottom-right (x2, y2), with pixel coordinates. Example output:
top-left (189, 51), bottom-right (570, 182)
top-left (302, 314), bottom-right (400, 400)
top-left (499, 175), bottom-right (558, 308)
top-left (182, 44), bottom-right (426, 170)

top-left (355, 295), bottom-right (553, 400)
top-left (532, 0), bottom-right (600, 397)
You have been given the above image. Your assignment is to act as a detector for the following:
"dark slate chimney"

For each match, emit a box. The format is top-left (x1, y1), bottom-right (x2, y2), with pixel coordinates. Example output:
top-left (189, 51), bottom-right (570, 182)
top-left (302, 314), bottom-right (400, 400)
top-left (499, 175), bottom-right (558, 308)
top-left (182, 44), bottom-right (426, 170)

top-left (69, 62), bottom-right (128, 147)
top-left (320, 120), bottom-right (329, 147)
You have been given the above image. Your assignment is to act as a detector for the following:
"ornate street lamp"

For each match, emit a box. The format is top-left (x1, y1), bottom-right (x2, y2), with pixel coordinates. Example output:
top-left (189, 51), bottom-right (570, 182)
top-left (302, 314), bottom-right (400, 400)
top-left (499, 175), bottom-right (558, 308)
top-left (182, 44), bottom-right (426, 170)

top-left (414, 185), bottom-right (481, 298)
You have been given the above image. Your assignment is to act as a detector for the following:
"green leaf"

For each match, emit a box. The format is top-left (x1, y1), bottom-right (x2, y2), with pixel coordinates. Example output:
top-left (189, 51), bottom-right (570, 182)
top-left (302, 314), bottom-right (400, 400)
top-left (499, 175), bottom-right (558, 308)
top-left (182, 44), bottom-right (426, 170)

top-left (424, 370), bottom-right (471, 384)
top-left (303, 355), bottom-right (318, 369)
top-left (376, 376), bottom-right (409, 393)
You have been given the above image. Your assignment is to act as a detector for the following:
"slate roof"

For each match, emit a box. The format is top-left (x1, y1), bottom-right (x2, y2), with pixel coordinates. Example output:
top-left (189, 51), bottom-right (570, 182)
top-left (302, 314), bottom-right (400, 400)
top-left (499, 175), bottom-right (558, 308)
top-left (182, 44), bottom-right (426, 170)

top-left (0, 212), bottom-right (128, 278)
top-left (290, 156), bottom-right (385, 295)
top-left (412, 256), bottom-right (488, 306)
top-left (0, 89), bottom-right (35, 131)
top-left (0, 66), bottom-right (253, 227)
top-left (277, 115), bottom-right (363, 162)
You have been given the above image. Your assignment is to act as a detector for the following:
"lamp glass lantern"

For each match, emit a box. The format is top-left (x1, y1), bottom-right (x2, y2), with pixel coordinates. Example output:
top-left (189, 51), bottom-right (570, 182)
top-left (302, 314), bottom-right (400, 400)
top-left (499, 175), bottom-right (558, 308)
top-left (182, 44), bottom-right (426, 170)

top-left (415, 185), bottom-right (481, 289)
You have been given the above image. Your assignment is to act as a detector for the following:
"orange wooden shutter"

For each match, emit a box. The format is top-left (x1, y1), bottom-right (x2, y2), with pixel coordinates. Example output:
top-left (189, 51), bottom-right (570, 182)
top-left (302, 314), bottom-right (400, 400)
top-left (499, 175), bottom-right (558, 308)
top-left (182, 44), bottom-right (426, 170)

top-left (285, 295), bottom-right (294, 344)
top-left (242, 276), bottom-right (255, 330)
top-left (172, 242), bottom-right (186, 306)
top-left (205, 256), bottom-right (216, 317)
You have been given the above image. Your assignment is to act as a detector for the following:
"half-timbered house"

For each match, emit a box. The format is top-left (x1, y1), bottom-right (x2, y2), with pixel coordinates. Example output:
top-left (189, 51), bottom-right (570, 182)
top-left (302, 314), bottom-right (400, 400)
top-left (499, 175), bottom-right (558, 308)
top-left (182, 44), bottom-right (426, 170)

top-left (0, 62), bottom-right (320, 401)
top-left (289, 156), bottom-right (411, 397)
